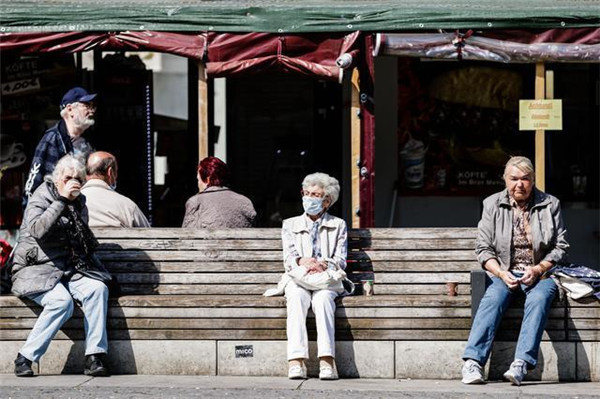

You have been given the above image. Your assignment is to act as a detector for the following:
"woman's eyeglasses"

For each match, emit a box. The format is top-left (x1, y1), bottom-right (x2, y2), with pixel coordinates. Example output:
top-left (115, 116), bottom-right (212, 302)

top-left (63, 176), bottom-right (83, 184)
top-left (301, 190), bottom-right (325, 198)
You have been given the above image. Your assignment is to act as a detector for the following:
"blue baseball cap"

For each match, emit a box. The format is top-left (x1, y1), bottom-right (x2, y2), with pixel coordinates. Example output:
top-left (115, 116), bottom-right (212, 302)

top-left (60, 87), bottom-right (97, 109)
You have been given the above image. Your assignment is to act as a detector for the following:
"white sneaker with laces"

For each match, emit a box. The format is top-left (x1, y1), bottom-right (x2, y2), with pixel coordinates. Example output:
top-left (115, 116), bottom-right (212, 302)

top-left (461, 359), bottom-right (484, 384)
top-left (319, 365), bottom-right (338, 380)
top-left (288, 364), bottom-right (306, 380)
top-left (503, 359), bottom-right (528, 386)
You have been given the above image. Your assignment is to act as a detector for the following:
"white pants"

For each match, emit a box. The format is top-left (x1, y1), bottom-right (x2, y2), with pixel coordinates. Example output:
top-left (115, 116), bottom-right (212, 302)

top-left (284, 280), bottom-right (338, 360)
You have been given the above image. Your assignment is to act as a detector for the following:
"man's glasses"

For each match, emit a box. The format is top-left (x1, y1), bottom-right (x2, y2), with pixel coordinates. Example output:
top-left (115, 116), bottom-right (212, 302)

top-left (77, 102), bottom-right (97, 112)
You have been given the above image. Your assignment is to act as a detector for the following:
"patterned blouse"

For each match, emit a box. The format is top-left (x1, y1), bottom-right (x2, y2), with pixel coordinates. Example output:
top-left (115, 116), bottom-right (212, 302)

top-left (509, 198), bottom-right (534, 272)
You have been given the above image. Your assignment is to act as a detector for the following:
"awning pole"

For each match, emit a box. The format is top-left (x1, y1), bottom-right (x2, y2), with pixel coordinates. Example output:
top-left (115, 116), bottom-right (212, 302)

top-left (198, 62), bottom-right (209, 160)
top-left (534, 62), bottom-right (546, 191)
top-left (351, 68), bottom-right (361, 228)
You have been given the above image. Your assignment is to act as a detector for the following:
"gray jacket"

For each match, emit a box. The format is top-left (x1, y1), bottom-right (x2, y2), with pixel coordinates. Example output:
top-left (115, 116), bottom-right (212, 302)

top-left (11, 179), bottom-right (88, 298)
top-left (475, 188), bottom-right (569, 272)
top-left (182, 186), bottom-right (256, 229)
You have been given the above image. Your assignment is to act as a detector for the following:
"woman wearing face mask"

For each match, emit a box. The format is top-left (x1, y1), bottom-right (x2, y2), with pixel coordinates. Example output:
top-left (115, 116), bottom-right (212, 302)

top-left (11, 154), bottom-right (111, 377)
top-left (281, 172), bottom-right (347, 380)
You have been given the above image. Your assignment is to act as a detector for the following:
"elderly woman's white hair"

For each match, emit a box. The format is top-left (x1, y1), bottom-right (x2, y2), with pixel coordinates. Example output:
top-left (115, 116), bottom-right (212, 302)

top-left (302, 172), bottom-right (341, 207)
top-left (51, 154), bottom-right (86, 184)
top-left (503, 156), bottom-right (535, 180)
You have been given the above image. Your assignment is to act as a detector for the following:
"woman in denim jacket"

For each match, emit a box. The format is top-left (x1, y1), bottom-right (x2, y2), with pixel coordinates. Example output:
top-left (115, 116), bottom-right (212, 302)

top-left (461, 156), bottom-right (569, 386)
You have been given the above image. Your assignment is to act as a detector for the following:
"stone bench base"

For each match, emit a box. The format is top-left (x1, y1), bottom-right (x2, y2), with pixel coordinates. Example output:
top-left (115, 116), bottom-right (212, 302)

top-left (1, 340), bottom-right (597, 381)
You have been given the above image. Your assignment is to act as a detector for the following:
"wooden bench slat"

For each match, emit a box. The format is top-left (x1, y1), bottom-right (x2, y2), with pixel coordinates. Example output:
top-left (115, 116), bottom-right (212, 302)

top-left (568, 330), bottom-right (600, 341)
top-left (112, 273), bottom-right (283, 284)
top-left (115, 284), bottom-right (473, 296)
top-left (97, 250), bottom-right (284, 261)
top-left (349, 272), bottom-right (471, 284)
top-left (5, 329), bottom-right (575, 342)
top-left (0, 329), bottom-right (478, 341)
top-left (106, 262), bottom-right (284, 273)
top-left (7, 329), bottom-right (580, 342)
top-left (94, 228), bottom-right (282, 239)
top-left (96, 238), bottom-right (476, 251)
top-left (92, 227), bottom-right (478, 240)
top-left (96, 249), bottom-right (477, 262)
top-left (347, 261), bottom-right (480, 272)
top-left (104, 261), bottom-right (479, 273)
top-left (109, 272), bottom-right (472, 285)
top-left (0, 306), bottom-right (474, 318)
top-left (1, 317), bottom-right (477, 330)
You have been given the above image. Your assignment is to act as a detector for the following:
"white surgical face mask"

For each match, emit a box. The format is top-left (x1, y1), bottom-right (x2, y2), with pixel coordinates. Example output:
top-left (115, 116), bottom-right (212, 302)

top-left (109, 181), bottom-right (117, 191)
top-left (302, 196), bottom-right (324, 216)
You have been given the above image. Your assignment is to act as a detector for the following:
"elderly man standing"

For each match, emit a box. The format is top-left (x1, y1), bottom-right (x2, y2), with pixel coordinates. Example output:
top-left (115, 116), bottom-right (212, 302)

top-left (81, 151), bottom-right (150, 228)
top-left (23, 87), bottom-right (97, 206)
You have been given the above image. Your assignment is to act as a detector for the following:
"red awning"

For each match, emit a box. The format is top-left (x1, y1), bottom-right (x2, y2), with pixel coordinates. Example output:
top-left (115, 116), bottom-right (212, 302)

top-left (206, 32), bottom-right (360, 82)
top-left (1, 31), bottom-right (361, 81)
top-left (0, 31), bottom-right (207, 60)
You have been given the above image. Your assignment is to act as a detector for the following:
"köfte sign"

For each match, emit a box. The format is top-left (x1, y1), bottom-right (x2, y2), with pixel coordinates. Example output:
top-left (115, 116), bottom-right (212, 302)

top-left (519, 100), bottom-right (563, 131)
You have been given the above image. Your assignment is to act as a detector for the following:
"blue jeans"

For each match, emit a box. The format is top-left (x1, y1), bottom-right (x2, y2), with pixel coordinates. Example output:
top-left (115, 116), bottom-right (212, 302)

top-left (462, 273), bottom-right (557, 368)
top-left (20, 276), bottom-right (109, 362)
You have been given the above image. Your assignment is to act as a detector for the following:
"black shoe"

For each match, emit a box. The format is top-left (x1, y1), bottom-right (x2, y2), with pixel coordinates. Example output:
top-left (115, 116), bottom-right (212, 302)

top-left (14, 353), bottom-right (34, 377)
top-left (84, 354), bottom-right (109, 376)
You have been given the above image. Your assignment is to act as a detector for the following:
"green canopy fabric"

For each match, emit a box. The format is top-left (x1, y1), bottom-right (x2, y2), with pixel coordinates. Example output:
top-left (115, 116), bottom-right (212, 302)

top-left (2, 0), bottom-right (599, 33)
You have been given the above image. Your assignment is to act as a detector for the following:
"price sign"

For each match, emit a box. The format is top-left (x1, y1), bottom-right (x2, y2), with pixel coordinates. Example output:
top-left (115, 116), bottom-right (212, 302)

top-left (2, 78), bottom-right (41, 96)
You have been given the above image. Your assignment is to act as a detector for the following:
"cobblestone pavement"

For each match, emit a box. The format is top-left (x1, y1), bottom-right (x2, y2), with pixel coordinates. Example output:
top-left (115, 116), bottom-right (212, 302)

top-left (2, 375), bottom-right (599, 399)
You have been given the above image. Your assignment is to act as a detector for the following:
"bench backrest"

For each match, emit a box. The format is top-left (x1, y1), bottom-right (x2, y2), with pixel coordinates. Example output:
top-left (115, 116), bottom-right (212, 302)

top-left (94, 227), bottom-right (480, 296)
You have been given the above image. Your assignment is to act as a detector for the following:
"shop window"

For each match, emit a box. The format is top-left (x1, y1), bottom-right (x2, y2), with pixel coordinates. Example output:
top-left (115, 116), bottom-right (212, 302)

top-left (397, 59), bottom-right (599, 205)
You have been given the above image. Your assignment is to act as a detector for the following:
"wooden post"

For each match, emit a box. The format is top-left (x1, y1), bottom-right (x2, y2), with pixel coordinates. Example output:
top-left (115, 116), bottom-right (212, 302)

top-left (198, 62), bottom-right (209, 160)
top-left (350, 69), bottom-right (361, 228)
top-left (534, 63), bottom-right (546, 190)
top-left (546, 70), bottom-right (554, 100)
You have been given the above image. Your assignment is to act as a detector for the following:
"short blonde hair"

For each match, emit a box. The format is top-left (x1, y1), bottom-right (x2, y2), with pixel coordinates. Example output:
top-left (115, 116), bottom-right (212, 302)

top-left (503, 156), bottom-right (535, 180)
top-left (302, 172), bottom-right (341, 206)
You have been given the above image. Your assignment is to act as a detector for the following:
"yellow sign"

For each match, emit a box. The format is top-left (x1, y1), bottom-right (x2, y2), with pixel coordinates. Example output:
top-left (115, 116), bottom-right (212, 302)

top-left (519, 99), bottom-right (562, 131)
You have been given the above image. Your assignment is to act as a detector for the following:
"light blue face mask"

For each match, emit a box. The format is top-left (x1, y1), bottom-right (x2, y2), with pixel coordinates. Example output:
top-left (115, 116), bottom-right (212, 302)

top-left (302, 196), bottom-right (324, 215)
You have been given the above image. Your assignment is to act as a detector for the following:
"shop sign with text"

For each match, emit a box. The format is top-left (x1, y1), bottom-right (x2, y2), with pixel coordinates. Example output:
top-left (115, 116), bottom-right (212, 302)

top-left (519, 99), bottom-right (562, 131)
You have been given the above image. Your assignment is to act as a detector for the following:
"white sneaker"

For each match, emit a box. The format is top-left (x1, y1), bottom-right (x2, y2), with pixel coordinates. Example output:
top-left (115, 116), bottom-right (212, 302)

top-left (319, 365), bottom-right (338, 380)
top-left (288, 364), bottom-right (306, 380)
top-left (503, 359), bottom-right (528, 386)
top-left (461, 359), bottom-right (484, 384)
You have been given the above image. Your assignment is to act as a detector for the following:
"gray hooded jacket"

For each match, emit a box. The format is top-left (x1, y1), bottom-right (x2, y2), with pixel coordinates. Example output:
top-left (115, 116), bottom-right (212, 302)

top-left (11, 179), bottom-right (88, 297)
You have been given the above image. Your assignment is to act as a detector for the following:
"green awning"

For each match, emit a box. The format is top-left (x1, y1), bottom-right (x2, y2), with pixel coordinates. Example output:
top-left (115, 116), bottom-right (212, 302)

top-left (2, 0), bottom-right (599, 33)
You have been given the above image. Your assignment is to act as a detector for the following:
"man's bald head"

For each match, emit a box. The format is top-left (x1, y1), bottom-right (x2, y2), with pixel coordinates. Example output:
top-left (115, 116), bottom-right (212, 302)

top-left (87, 151), bottom-right (118, 183)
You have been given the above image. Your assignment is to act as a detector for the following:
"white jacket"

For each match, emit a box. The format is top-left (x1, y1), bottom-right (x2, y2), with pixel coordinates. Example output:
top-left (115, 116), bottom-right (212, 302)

top-left (281, 212), bottom-right (347, 272)
top-left (264, 212), bottom-right (350, 297)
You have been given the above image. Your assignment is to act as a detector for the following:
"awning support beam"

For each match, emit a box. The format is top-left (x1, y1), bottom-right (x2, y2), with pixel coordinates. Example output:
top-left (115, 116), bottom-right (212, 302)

top-left (534, 62), bottom-right (545, 191)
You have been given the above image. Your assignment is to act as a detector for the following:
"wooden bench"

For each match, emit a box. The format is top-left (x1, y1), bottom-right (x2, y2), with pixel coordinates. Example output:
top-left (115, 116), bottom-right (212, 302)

top-left (0, 227), bottom-right (598, 380)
